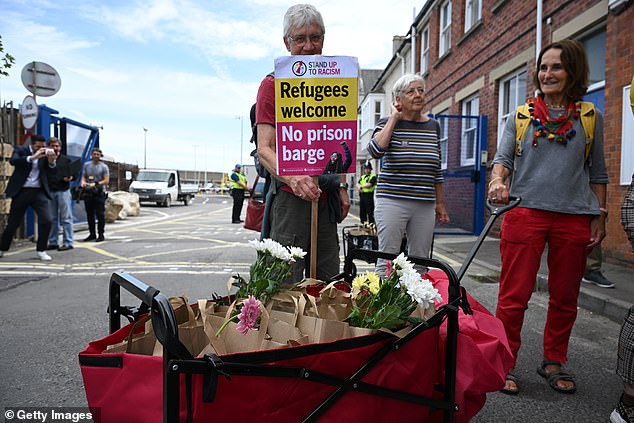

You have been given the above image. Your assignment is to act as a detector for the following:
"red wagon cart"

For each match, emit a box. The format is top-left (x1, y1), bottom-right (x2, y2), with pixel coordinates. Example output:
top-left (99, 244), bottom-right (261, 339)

top-left (79, 199), bottom-right (519, 423)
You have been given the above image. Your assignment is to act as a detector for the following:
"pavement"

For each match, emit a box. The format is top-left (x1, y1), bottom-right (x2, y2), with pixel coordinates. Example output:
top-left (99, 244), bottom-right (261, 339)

top-left (344, 201), bottom-right (632, 325)
top-left (430, 234), bottom-right (632, 324)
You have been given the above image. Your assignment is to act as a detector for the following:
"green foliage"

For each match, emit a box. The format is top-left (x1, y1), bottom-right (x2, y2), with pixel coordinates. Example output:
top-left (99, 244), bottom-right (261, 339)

top-left (0, 35), bottom-right (16, 77)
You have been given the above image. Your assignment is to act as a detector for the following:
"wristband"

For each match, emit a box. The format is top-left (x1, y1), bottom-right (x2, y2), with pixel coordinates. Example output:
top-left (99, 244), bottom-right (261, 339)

top-left (488, 176), bottom-right (502, 187)
top-left (599, 207), bottom-right (608, 216)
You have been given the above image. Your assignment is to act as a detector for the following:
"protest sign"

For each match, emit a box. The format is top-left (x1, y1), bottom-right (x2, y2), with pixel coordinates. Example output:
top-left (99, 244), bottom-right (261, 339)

top-left (274, 56), bottom-right (358, 176)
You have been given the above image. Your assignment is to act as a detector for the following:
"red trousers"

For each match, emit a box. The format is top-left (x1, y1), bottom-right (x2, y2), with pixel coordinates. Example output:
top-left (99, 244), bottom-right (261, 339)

top-left (496, 207), bottom-right (591, 366)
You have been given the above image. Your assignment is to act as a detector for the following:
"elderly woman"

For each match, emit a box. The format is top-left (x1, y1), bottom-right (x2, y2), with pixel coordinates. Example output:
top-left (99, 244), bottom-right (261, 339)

top-left (368, 73), bottom-right (449, 275)
top-left (489, 39), bottom-right (608, 395)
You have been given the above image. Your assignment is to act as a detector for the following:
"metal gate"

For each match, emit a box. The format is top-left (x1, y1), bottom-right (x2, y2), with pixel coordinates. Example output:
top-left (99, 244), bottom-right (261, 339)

top-left (433, 113), bottom-right (488, 236)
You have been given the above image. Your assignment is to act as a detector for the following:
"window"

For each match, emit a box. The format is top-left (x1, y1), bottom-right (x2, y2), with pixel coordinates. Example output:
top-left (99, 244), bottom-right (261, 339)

top-left (581, 30), bottom-right (606, 87)
top-left (437, 110), bottom-right (449, 170)
top-left (461, 94), bottom-right (479, 166)
top-left (439, 0), bottom-right (452, 57)
top-left (374, 100), bottom-right (382, 125)
top-left (621, 83), bottom-right (634, 184)
top-left (420, 26), bottom-right (430, 74)
top-left (464, 0), bottom-right (481, 32)
top-left (497, 70), bottom-right (527, 146)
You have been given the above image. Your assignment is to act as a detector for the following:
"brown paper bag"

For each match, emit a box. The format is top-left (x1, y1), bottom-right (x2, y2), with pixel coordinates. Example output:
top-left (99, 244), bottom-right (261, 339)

top-left (152, 297), bottom-right (209, 357)
top-left (200, 299), bottom-right (270, 355)
top-left (104, 314), bottom-right (157, 355)
top-left (316, 281), bottom-right (353, 321)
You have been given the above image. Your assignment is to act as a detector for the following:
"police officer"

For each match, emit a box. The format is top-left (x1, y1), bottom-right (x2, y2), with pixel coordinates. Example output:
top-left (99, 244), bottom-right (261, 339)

top-left (357, 161), bottom-right (377, 224)
top-left (230, 164), bottom-right (248, 224)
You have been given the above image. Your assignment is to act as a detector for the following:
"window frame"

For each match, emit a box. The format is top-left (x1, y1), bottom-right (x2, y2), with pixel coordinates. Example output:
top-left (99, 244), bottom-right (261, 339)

top-left (497, 69), bottom-right (527, 147)
top-left (464, 0), bottom-right (482, 33)
top-left (439, 0), bottom-right (452, 57)
top-left (461, 94), bottom-right (479, 167)
top-left (420, 25), bottom-right (430, 74)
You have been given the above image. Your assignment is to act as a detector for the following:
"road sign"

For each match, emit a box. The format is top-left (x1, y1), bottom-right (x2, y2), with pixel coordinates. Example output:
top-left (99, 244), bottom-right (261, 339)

top-left (20, 61), bottom-right (61, 97)
top-left (21, 95), bottom-right (38, 129)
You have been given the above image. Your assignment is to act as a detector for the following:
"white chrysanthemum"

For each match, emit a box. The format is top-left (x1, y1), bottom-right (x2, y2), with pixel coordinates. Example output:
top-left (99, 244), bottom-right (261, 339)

top-left (403, 276), bottom-right (441, 309)
top-left (248, 239), bottom-right (264, 251)
top-left (287, 246), bottom-right (307, 260)
top-left (258, 238), bottom-right (287, 260)
top-left (393, 253), bottom-right (415, 276)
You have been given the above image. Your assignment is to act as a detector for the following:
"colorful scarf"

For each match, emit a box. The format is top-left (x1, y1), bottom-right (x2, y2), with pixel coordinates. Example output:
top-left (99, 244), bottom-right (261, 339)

top-left (529, 96), bottom-right (581, 147)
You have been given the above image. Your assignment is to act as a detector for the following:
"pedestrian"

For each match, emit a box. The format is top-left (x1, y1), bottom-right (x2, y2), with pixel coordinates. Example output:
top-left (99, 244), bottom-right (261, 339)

top-left (582, 246), bottom-right (615, 288)
top-left (488, 39), bottom-right (609, 395)
top-left (0, 134), bottom-right (57, 261)
top-left (357, 161), bottom-right (377, 224)
top-left (368, 73), bottom-right (450, 275)
top-left (230, 163), bottom-right (247, 224)
top-left (80, 148), bottom-right (109, 242)
top-left (255, 3), bottom-right (350, 282)
top-left (46, 136), bottom-right (76, 251)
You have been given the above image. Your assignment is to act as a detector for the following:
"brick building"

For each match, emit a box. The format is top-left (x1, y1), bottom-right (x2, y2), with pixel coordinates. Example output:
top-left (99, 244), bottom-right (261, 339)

top-left (358, 0), bottom-right (634, 265)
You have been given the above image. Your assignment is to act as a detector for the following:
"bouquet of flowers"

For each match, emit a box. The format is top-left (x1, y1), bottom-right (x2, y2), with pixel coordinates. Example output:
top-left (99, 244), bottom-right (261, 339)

top-left (347, 253), bottom-right (441, 331)
top-left (216, 239), bottom-right (306, 336)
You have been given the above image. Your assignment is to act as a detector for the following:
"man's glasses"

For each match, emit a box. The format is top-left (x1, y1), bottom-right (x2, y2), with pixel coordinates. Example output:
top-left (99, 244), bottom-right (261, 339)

top-left (288, 34), bottom-right (324, 46)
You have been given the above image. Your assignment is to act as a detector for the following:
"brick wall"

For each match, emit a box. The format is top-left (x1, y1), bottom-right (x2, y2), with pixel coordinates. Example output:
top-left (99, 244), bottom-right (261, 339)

top-left (414, 0), bottom-right (633, 266)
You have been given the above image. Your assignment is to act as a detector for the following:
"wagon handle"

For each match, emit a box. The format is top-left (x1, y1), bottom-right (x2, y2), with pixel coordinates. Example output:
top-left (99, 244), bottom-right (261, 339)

top-left (455, 196), bottom-right (521, 282)
top-left (108, 272), bottom-right (192, 360)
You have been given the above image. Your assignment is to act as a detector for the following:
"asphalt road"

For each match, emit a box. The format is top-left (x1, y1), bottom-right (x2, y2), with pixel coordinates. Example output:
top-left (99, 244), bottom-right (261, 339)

top-left (0, 194), bottom-right (622, 422)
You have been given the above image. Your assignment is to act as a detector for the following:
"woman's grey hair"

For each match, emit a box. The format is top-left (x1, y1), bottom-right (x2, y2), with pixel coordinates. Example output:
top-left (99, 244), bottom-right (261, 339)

top-left (283, 4), bottom-right (325, 39)
top-left (392, 73), bottom-right (425, 99)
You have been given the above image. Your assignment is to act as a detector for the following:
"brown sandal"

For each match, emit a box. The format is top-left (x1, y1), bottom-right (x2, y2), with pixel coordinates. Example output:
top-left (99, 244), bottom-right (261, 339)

top-left (537, 360), bottom-right (577, 394)
top-left (500, 372), bottom-right (520, 395)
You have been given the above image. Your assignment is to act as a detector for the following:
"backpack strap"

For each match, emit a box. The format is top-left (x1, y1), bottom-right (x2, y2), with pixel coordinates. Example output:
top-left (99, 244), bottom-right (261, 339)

top-left (514, 103), bottom-right (531, 156)
top-left (579, 101), bottom-right (596, 162)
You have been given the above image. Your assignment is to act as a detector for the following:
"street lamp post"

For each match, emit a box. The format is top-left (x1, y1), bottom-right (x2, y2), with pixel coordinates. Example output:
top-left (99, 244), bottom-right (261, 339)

top-left (143, 127), bottom-right (148, 169)
top-left (236, 116), bottom-right (244, 167)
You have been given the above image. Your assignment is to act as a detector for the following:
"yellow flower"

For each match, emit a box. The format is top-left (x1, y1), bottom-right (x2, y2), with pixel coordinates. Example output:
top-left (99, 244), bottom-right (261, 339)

top-left (369, 280), bottom-right (380, 295)
top-left (352, 275), bottom-right (367, 290)
top-left (365, 272), bottom-right (380, 285)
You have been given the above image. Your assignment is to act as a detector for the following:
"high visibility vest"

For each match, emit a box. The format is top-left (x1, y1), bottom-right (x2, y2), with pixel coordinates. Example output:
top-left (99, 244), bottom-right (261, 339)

top-left (359, 173), bottom-right (376, 193)
top-left (230, 171), bottom-right (246, 190)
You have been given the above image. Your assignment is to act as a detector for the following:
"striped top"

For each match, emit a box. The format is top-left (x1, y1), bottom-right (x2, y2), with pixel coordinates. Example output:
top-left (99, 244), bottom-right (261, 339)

top-left (367, 118), bottom-right (444, 201)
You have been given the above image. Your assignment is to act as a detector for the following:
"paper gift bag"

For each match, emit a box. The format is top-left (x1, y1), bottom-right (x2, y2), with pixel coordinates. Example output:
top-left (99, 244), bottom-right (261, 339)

top-left (104, 315), bottom-right (157, 355)
top-left (152, 297), bottom-right (209, 357)
top-left (200, 299), bottom-right (270, 355)
top-left (316, 281), bottom-right (353, 321)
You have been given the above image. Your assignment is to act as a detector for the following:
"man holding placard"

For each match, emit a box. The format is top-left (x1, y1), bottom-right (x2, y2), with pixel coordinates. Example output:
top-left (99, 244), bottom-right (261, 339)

top-left (256, 4), bottom-right (354, 282)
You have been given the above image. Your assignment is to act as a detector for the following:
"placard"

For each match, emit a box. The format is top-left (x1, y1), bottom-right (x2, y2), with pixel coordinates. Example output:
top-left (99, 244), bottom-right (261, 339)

top-left (274, 56), bottom-right (358, 176)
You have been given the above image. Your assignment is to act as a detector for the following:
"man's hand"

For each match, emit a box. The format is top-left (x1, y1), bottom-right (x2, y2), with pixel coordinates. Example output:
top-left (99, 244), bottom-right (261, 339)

top-left (288, 175), bottom-right (321, 201)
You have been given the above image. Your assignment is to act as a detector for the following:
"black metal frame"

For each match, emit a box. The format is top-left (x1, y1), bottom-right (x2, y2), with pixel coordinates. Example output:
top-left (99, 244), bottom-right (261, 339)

top-left (106, 198), bottom-right (520, 423)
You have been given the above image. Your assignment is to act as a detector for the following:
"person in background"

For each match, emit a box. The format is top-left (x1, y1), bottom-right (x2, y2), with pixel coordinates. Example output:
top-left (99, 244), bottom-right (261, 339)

top-left (488, 39), bottom-right (608, 395)
top-left (581, 246), bottom-right (614, 288)
top-left (582, 247), bottom-right (615, 288)
top-left (357, 161), bottom-right (377, 224)
top-left (256, 3), bottom-right (350, 282)
top-left (323, 141), bottom-right (352, 174)
top-left (0, 134), bottom-right (56, 261)
top-left (46, 136), bottom-right (75, 251)
top-left (610, 75), bottom-right (634, 423)
top-left (230, 163), bottom-right (247, 224)
top-left (368, 73), bottom-right (449, 275)
top-left (81, 148), bottom-right (109, 242)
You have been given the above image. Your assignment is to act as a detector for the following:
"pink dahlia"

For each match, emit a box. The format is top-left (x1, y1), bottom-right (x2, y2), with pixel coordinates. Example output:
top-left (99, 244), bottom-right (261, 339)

top-left (236, 295), bottom-right (262, 335)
